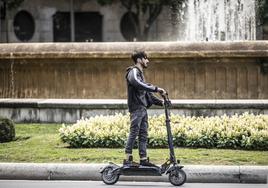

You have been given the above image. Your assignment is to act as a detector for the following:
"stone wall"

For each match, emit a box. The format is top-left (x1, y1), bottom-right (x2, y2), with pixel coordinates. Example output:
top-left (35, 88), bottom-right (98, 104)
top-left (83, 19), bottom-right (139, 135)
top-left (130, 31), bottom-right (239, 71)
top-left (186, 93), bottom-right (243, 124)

top-left (1, 99), bottom-right (267, 123)
top-left (0, 42), bottom-right (267, 99)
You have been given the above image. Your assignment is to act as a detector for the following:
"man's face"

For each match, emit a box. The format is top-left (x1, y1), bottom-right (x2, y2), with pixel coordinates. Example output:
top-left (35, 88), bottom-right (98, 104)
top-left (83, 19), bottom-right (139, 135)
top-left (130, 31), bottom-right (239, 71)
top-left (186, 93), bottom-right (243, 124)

top-left (140, 56), bottom-right (149, 68)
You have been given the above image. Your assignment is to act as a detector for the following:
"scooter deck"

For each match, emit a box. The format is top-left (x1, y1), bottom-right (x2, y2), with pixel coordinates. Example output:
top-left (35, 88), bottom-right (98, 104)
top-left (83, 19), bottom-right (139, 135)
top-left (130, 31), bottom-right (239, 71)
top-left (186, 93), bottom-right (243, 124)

top-left (120, 165), bottom-right (162, 176)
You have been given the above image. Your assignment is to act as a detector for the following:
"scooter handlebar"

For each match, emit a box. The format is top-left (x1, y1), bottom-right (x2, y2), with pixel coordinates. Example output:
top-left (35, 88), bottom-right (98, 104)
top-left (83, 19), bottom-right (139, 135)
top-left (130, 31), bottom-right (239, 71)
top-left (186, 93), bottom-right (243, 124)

top-left (161, 92), bottom-right (172, 107)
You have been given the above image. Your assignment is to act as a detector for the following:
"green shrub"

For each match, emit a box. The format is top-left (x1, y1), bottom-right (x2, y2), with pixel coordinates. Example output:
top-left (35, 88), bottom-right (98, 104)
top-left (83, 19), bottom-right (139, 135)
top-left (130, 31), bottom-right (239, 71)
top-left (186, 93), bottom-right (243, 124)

top-left (59, 113), bottom-right (268, 150)
top-left (0, 117), bottom-right (15, 143)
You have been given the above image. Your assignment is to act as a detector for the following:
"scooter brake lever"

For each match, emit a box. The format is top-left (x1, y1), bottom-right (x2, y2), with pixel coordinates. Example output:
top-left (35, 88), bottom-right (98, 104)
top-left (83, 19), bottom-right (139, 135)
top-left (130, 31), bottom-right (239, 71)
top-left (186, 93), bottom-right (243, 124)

top-left (166, 100), bottom-right (172, 107)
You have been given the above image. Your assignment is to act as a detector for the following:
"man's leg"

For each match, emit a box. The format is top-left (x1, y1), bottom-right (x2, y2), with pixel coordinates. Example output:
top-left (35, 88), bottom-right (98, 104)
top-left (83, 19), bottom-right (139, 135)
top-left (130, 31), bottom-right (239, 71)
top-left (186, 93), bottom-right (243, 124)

top-left (124, 110), bottom-right (144, 165)
top-left (138, 109), bottom-right (148, 159)
top-left (139, 110), bottom-right (157, 167)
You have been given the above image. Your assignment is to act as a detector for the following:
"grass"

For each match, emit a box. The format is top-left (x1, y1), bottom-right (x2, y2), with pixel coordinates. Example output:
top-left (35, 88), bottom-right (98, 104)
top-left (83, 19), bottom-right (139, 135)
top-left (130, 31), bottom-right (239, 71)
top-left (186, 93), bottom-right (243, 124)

top-left (0, 124), bottom-right (267, 165)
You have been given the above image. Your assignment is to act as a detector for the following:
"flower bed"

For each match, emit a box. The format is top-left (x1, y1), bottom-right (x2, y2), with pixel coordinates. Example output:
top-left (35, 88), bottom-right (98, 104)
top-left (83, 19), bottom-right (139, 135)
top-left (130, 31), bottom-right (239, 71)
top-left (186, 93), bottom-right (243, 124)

top-left (59, 113), bottom-right (268, 150)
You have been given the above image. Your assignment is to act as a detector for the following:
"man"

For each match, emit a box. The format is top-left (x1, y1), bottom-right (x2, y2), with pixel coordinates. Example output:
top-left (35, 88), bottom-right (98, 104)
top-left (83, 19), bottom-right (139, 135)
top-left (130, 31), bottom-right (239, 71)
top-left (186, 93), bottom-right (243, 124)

top-left (124, 51), bottom-right (166, 167)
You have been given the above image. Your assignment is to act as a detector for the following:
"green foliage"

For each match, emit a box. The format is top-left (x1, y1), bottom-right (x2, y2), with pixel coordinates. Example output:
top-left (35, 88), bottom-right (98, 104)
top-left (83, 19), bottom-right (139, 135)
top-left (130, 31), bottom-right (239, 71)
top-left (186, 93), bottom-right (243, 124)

top-left (3, 0), bottom-right (24, 10)
top-left (96, 0), bottom-right (184, 6)
top-left (256, 0), bottom-right (267, 26)
top-left (59, 113), bottom-right (268, 150)
top-left (1, 124), bottom-right (268, 165)
top-left (0, 117), bottom-right (15, 143)
top-left (96, 0), bottom-right (185, 40)
top-left (96, 0), bottom-right (114, 6)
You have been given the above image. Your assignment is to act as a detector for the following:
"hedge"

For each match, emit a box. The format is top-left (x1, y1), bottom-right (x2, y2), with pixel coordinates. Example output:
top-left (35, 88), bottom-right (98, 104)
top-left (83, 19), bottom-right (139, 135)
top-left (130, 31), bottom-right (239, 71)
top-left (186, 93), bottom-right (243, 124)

top-left (0, 117), bottom-right (15, 143)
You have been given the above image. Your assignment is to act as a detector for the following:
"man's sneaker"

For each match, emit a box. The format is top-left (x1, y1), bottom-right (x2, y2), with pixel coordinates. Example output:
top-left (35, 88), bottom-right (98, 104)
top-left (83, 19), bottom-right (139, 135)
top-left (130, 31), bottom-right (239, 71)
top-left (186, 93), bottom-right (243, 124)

top-left (140, 157), bottom-right (157, 167)
top-left (123, 156), bottom-right (139, 167)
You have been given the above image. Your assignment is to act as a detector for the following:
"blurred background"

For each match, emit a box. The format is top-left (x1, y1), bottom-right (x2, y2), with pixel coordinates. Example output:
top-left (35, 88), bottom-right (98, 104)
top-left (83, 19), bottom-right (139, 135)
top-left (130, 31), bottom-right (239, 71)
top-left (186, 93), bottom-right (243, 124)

top-left (0, 0), bottom-right (268, 122)
top-left (0, 0), bottom-right (268, 43)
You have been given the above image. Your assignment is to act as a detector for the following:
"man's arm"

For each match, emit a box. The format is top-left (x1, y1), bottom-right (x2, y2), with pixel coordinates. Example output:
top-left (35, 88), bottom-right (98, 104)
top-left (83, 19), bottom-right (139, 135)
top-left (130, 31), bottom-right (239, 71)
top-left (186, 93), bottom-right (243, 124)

top-left (148, 92), bottom-right (163, 106)
top-left (127, 68), bottom-right (158, 92)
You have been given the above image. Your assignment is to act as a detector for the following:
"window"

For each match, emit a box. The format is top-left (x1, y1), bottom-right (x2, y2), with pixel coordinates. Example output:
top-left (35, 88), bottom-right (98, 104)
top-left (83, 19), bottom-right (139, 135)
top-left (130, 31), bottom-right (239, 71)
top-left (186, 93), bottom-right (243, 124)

top-left (120, 11), bottom-right (139, 41)
top-left (53, 12), bottom-right (103, 42)
top-left (13, 10), bottom-right (35, 41)
top-left (53, 12), bottom-right (71, 42)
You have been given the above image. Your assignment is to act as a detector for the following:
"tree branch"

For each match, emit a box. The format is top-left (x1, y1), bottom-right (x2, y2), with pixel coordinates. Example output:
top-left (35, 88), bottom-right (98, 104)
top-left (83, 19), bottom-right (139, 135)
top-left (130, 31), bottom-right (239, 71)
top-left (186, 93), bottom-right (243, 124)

top-left (147, 2), bottom-right (163, 27)
top-left (120, 0), bottom-right (132, 10)
top-left (142, 1), bottom-right (163, 40)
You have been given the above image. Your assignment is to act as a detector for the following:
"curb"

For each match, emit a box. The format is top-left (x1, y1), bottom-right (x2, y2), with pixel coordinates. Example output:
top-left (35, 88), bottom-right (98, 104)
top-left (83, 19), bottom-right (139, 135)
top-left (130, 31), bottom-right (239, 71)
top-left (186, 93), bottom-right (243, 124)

top-left (0, 163), bottom-right (267, 183)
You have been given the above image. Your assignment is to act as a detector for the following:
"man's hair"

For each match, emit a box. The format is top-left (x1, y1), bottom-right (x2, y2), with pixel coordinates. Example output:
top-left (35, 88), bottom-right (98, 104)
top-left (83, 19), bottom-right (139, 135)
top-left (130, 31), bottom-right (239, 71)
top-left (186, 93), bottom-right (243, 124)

top-left (131, 51), bottom-right (147, 64)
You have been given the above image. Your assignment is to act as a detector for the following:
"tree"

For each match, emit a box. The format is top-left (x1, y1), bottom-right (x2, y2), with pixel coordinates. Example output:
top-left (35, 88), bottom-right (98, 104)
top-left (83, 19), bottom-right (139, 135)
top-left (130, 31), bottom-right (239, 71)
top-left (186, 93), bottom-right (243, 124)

top-left (97, 0), bottom-right (184, 41)
top-left (256, 0), bottom-right (268, 26)
top-left (0, 0), bottom-right (25, 21)
top-left (0, 0), bottom-right (24, 42)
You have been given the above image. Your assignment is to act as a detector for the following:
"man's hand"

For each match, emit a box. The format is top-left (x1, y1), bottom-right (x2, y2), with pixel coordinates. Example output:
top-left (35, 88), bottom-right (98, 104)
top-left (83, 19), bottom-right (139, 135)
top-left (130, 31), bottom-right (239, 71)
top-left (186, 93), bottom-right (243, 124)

top-left (157, 87), bottom-right (167, 95)
top-left (162, 99), bottom-right (172, 107)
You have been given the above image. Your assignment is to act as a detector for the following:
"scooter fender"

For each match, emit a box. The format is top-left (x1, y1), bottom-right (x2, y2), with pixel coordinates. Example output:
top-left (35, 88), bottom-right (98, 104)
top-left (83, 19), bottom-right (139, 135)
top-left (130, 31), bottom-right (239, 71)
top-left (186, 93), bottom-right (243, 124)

top-left (99, 163), bottom-right (120, 173)
top-left (166, 165), bottom-right (184, 174)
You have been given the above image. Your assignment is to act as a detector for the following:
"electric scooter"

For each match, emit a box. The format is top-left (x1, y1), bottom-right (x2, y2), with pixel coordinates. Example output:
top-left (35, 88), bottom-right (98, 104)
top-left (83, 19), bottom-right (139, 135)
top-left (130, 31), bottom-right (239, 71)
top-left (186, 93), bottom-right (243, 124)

top-left (100, 93), bottom-right (187, 186)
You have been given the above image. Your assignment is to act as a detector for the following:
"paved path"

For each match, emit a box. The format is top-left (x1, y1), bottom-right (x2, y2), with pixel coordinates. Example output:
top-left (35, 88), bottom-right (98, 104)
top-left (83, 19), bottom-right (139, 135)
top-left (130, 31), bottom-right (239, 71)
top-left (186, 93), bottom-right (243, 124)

top-left (0, 180), bottom-right (267, 188)
top-left (1, 163), bottom-right (267, 183)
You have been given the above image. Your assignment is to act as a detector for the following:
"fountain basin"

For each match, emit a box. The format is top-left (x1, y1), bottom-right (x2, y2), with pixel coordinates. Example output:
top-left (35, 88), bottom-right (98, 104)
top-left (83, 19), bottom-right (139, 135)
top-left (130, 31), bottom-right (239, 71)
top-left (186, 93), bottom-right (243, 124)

top-left (0, 41), bottom-right (267, 99)
top-left (0, 42), bottom-right (267, 59)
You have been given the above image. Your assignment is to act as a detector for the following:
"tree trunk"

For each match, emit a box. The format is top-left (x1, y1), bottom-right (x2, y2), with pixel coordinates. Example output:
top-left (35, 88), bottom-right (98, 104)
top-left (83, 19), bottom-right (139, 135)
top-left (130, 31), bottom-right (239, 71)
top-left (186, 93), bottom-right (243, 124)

top-left (170, 1), bottom-right (179, 40)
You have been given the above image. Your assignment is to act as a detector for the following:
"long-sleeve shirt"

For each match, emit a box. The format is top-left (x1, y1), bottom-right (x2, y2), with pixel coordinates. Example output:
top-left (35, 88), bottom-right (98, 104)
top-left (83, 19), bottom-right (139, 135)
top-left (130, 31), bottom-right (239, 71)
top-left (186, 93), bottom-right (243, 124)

top-left (126, 66), bottom-right (163, 112)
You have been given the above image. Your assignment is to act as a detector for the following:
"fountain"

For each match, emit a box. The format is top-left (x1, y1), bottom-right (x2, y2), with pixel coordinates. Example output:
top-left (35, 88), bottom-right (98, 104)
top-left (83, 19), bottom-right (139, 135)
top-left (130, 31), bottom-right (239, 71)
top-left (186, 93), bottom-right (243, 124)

top-left (9, 53), bottom-right (15, 98)
top-left (0, 0), bottom-right (267, 123)
top-left (177, 0), bottom-right (258, 41)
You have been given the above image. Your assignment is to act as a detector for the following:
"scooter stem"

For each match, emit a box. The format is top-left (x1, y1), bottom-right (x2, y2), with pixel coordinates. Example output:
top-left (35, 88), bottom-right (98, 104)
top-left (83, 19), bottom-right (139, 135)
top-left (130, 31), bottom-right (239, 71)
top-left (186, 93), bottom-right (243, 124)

top-left (162, 93), bottom-right (177, 164)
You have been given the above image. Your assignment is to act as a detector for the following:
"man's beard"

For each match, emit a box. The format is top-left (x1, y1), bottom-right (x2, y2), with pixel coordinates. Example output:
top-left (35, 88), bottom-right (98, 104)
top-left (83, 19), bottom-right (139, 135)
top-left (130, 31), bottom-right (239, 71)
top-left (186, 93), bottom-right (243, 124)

top-left (141, 62), bottom-right (148, 68)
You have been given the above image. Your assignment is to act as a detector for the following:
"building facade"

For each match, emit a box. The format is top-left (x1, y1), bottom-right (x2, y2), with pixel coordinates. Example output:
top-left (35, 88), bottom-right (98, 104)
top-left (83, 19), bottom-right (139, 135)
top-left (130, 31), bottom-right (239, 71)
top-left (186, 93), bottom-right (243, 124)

top-left (0, 0), bottom-right (267, 43)
top-left (0, 0), bottom-right (175, 43)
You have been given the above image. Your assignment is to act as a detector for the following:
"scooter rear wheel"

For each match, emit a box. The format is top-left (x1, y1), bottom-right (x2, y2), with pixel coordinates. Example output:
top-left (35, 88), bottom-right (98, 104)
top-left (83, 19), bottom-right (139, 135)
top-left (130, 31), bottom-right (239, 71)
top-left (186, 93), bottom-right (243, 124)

top-left (168, 168), bottom-right (187, 186)
top-left (101, 166), bottom-right (120, 185)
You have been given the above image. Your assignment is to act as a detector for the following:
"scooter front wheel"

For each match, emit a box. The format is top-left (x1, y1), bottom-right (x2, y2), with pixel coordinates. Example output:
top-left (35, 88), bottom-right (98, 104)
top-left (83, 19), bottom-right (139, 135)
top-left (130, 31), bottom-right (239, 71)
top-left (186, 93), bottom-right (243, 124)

top-left (168, 168), bottom-right (187, 186)
top-left (101, 166), bottom-right (120, 185)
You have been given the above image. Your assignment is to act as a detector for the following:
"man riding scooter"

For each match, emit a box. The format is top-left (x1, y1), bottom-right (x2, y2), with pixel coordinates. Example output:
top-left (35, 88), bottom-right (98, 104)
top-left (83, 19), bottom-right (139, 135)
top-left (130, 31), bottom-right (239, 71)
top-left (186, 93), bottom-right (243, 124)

top-left (101, 53), bottom-right (186, 185)
top-left (124, 51), bottom-right (167, 167)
